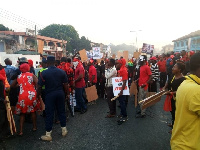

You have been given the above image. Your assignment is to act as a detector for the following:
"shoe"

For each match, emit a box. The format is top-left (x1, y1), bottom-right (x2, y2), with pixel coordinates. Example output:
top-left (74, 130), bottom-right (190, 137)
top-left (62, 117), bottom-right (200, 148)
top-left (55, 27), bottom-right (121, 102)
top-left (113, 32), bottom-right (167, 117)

top-left (167, 124), bottom-right (173, 128)
top-left (80, 109), bottom-right (87, 114)
top-left (61, 127), bottom-right (68, 137)
top-left (117, 117), bottom-right (128, 125)
top-left (117, 115), bottom-right (123, 118)
top-left (41, 131), bottom-right (52, 141)
top-left (135, 114), bottom-right (146, 118)
top-left (105, 114), bottom-right (115, 118)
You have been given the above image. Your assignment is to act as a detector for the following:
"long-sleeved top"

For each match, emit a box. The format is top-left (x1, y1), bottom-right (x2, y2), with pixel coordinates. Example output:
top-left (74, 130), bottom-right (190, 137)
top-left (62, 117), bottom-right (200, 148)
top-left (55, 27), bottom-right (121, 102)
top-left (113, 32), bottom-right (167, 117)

top-left (105, 66), bottom-right (117, 87)
top-left (150, 63), bottom-right (159, 81)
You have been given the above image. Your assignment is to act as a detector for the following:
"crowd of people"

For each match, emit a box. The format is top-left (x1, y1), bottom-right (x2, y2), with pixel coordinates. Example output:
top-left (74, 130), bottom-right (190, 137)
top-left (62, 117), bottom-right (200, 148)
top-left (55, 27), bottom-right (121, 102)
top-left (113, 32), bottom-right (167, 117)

top-left (0, 50), bottom-right (199, 149)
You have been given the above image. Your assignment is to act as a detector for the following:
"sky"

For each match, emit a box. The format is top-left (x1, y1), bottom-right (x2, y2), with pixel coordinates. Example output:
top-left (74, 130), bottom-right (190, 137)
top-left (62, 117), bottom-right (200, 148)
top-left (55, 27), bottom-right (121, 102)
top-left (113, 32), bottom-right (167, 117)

top-left (1, 0), bottom-right (200, 49)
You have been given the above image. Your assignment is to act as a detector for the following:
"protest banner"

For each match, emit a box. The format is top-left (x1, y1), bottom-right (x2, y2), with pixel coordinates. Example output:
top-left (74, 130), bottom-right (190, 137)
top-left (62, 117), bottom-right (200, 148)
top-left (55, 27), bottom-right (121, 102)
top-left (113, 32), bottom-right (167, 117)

top-left (123, 51), bottom-right (128, 63)
top-left (142, 43), bottom-right (154, 55)
top-left (85, 85), bottom-right (98, 102)
top-left (92, 47), bottom-right (101, 59)
top-left (79, 49), bottom-right (88, 62)
top-left (112, 77), bottom-right (129, 96)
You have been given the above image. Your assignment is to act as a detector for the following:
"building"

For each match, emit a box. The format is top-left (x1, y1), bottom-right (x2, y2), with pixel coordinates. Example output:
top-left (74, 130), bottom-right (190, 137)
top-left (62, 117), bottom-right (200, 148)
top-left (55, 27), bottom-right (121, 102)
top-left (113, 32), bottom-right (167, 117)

top-left (0, 31), bottom-right (67, 59)
top-left (173, 30), bottom-right (200, 52)
top-left (161, 44), bottom-right (174, 53)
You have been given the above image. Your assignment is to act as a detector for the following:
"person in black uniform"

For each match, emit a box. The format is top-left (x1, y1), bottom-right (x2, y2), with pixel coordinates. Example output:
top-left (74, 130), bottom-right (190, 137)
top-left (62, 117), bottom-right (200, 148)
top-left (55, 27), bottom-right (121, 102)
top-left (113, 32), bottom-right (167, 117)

top-left (37, 56), bottom-right (69, 141)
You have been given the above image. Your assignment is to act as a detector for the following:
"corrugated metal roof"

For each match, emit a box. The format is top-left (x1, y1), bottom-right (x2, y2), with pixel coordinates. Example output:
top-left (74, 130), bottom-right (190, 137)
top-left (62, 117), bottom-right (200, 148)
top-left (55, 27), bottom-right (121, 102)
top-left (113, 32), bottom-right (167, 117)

top-left (14, 50), bottom-right (40, 55)
top-left (173, 30), bottom-right (200, 42)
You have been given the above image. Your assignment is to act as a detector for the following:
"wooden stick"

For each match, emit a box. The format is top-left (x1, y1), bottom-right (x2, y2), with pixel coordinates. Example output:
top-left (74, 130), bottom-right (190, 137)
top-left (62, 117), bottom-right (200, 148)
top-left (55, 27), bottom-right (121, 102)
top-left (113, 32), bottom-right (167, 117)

top-left (111, 95), bottom-right (119, 101)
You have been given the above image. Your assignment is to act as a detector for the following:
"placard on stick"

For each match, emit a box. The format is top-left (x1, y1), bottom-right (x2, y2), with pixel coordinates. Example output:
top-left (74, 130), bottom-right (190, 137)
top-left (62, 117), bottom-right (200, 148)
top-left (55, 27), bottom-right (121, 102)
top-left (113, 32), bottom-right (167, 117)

top-left (133, 52), bottom-right (141, 59)
top-left (129, 81), bottom-right (138, 107)
top-left (79, 49), bottom-right (88, 62)
top-left (85, 85), bottom-right (98, 102)
top-left (123, 51), bottom-right (128, 62)
top-left (117, 51), bottom-right (123, 59)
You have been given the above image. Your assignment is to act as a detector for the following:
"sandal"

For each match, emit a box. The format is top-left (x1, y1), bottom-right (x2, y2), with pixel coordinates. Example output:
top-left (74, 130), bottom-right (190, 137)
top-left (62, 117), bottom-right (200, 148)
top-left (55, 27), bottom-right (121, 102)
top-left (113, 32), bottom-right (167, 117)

top-left (105, 114), bottom-right (115, 118)
top-left (18, 132), bottom-right (23, 136)
top-left (32, 128), bottom-right (37, 132)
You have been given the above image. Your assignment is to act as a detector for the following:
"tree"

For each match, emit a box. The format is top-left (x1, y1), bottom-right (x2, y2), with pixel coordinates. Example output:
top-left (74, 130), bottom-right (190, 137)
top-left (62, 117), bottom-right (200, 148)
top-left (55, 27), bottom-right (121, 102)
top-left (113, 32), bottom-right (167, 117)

top-left (0, 24), bottom-right (10, 31)
top-left (110, 43), bottom-right (136, 55)
top-left (39, 24), bottom-right (79, 41)
top-left (39, 24), bottom-right (91, 53)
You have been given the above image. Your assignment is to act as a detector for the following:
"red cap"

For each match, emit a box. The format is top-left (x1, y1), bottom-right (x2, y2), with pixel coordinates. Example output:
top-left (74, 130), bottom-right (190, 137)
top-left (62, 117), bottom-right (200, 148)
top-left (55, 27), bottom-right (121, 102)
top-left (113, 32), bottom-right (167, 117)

top-left (90, 59), bottom-right (94, 63)
top-left (150, 57), bottom-right (157, 61)
top-left (190, 51), bottom-right (195, 56)
top-left (170, 55), bottom-right (174, 59)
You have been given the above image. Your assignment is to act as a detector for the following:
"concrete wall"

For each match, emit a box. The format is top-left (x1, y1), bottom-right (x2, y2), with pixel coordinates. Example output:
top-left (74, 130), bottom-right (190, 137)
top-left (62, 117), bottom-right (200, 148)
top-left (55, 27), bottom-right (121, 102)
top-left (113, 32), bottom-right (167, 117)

top-left (0, 52), bottom-right (40, 68)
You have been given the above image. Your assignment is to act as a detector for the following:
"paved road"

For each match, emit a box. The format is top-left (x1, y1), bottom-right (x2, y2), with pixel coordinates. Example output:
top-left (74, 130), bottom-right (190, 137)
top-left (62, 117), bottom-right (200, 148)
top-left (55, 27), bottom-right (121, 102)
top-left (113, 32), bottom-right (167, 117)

top-left (0, 96), bottom-right (171, 150)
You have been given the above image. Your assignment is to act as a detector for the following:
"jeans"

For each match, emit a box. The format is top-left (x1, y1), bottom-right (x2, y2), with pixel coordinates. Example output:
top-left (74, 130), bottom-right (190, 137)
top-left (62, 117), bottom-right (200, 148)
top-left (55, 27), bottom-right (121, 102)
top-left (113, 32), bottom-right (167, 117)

top-left (45, 90), bottom-right (66, 132)
top-left (118, 95), bottom-right (127, 117)
top-left (75, 87), bottom-right (87, 111)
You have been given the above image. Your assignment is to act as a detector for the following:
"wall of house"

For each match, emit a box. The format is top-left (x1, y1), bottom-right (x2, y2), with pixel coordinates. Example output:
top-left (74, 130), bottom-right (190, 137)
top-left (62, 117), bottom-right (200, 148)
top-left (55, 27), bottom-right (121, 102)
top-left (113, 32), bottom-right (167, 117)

top-left (38, 39), bottom-right (44, 54)
top-left (0, 52), bottom-right (40, 68)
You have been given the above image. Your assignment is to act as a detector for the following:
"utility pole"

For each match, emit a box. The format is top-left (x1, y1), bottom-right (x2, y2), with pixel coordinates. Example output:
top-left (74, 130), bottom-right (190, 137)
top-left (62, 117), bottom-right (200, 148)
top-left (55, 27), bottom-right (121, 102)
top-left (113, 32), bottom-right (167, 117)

top-left (130, 30), bottom-right (142, 52)
top-left (35, 25), bottom-right (37, 52)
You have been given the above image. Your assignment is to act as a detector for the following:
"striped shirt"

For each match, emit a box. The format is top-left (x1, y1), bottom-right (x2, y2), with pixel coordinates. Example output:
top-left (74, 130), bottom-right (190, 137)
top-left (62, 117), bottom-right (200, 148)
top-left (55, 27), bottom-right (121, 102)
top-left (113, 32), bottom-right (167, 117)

top-left (151, 63), bottom-right (159, 81)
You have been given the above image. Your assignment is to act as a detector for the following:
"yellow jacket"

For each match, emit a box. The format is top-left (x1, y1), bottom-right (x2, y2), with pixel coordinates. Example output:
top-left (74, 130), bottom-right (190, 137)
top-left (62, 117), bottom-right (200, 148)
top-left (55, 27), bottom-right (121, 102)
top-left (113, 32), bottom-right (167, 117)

top-left (171, 74), bottom-right (200, 150)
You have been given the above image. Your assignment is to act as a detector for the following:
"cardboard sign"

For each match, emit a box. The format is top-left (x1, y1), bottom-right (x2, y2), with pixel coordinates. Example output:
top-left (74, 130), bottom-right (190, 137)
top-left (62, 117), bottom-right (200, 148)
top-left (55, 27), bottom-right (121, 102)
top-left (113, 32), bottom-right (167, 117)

top-left (129, 81), bottom-right (138, 107)
top-left (85, 85), bottom-right (98, 102)
top-left (79, 49), bottom-right (88, 62)
top-left (123, 51), bottom-right (128, 63)
top-left (133, 52), bottom-right (141, 59)
top-left (112, 77), bottom-right (129, 96)
top-left (117, 51), bottom-right (123, 59)
top-left (112, 54), bottom-right (116, 59)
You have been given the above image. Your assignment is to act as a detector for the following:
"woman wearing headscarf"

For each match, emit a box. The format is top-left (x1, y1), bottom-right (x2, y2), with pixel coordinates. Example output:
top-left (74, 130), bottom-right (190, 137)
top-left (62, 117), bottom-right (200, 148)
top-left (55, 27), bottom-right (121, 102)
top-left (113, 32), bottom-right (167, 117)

top-left (11, 63), bottom-right (40, 136)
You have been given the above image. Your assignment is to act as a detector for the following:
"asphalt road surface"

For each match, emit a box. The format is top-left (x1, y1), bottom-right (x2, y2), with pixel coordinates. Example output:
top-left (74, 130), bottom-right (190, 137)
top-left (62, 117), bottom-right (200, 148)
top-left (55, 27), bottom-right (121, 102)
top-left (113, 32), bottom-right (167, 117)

top-left (0, 95), bottom-right (171, 150)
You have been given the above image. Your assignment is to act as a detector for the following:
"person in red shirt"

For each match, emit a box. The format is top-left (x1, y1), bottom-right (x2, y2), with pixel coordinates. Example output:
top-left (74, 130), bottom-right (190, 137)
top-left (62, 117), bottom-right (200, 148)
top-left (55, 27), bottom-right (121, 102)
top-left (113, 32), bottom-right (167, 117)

top-left (73, 58), bottom-right (87, 114)
top-left (136, 55), bottom-right (152, 118)
top-left (88, 59), bottom-right (97, 86)
top-left (115, 58), bottom-right (128, 125)
top-left (157, 55), bottom-right (167, 89)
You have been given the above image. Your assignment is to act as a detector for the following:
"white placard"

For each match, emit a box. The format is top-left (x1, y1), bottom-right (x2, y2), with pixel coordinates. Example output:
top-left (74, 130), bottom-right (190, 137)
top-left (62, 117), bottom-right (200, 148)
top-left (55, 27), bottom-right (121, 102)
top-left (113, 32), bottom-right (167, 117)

top-left (112, 77), bottom-right (130, 96)
top-left (92, 47), bottom-right (101, 59)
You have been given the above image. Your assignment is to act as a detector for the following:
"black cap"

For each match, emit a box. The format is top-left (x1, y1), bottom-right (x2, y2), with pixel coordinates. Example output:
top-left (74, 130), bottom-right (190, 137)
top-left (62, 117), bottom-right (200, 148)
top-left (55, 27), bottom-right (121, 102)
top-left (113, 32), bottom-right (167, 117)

top-left (47, 56), bottom-right (55, 62)
top-left (19, 57), bottom-right (28, 63)
top-left (42, 58), bottom-right (47, 63)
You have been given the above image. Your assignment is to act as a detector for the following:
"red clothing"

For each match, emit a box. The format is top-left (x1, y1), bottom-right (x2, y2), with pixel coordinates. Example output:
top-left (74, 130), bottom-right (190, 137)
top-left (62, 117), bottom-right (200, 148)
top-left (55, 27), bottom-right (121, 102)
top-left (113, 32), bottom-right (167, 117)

top-left (75, 65), bottom-right (85, 88)
top-left (15, 72), bottom-right (40, 114)
top-left (89, 65), bottom-right (97, 84)
top-left (118, 66), bottom-right (128, 81)
top-left (57, 62), bottom-right (74, 86)
top-left (180, 55), bottom-right (189, 62)
top-left (138, 65), bottom-right (152, 90)
top-left (157, 60), bottom-right (166, 72)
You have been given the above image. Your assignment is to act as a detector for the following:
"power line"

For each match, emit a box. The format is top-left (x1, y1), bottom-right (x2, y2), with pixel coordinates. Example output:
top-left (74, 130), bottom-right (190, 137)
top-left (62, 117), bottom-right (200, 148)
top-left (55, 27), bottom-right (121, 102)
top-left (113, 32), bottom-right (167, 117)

top-left (0, 8), bottom-right (45, 31)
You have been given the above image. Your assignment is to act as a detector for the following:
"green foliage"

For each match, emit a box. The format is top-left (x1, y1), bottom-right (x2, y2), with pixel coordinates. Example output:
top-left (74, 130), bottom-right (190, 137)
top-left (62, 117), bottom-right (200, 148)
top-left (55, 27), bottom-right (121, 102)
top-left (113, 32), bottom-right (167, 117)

top-left (39, 24), bottom-right (79, 41)
top-left (0, 24), bottom-right (10, 31)
top-left (39, 24), bottom-right (92, 53)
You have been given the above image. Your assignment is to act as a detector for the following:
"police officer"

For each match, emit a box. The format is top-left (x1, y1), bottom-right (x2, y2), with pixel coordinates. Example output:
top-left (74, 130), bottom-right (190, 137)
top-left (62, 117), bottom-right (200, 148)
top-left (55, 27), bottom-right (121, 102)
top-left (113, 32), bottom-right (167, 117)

top-left (37, 56), bottom-right (69, 141)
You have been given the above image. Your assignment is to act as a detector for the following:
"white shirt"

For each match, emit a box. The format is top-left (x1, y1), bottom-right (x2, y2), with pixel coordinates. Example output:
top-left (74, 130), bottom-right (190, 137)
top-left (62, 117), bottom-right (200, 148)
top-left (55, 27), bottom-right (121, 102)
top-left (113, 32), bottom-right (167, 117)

top-left (105, 66), bottom-right (117, 87)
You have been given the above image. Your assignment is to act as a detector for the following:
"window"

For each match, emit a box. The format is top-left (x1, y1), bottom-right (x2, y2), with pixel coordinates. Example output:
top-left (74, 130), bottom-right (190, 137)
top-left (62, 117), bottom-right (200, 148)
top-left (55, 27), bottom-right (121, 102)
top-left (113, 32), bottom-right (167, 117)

top-left (181, 41), bottom-right (184, 47)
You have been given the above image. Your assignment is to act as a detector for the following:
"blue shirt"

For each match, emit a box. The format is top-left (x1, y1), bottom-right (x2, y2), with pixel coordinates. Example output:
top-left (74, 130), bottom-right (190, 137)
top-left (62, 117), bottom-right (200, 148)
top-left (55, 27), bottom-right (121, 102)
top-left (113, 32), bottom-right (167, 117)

top-left (38, 66), bottom-right (68, 94)
top-left (4, 65), bottom-right (17, 85)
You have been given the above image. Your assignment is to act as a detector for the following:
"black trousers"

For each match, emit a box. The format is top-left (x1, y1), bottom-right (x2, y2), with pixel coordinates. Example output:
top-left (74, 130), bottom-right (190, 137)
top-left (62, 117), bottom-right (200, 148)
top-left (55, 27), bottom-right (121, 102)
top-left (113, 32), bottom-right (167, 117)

top-left (170, 98), bottom-right (176, 127)
top-left (148, 80), bottom-right (157, 92)
top-left (160, 72), bottom-right (167, 88)
top-left (106, 87), bottom-right (116, 115)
